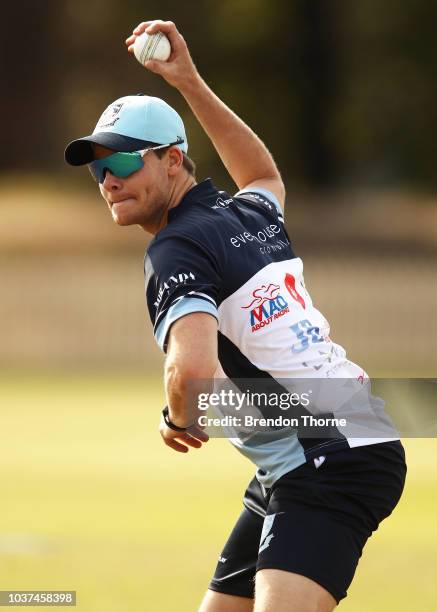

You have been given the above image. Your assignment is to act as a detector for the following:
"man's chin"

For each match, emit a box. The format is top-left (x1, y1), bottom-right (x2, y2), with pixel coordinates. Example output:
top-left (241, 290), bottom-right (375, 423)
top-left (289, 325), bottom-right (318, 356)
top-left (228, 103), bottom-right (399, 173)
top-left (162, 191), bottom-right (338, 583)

top-left (110, 201), bottom-right (156, 229)
top-left (112, 213), bottom-right (132, 226)
top-left (111, 208), bottom-right (136, 226)
top-left (111, 201), bottom-right (136, 226)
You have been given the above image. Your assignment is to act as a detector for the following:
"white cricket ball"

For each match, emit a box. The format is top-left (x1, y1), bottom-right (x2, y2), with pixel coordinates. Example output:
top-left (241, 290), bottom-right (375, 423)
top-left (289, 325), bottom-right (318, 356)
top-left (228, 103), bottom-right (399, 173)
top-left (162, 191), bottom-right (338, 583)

top-left (133, 31), bottom-right (171, 65)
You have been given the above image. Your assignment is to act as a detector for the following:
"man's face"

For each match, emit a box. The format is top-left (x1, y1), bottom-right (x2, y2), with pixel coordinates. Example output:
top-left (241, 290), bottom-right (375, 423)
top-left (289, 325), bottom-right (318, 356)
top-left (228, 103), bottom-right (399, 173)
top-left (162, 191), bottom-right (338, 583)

top-left (93, 144), bottom-right (171, 231)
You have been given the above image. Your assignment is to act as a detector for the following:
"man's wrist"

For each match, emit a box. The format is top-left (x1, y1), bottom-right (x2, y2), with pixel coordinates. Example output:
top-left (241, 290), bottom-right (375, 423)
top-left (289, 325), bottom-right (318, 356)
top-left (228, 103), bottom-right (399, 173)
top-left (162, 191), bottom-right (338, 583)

top-left (162, 406), bottom-right (193, 431)
top-left (178, 72), bottom-right (204, 99)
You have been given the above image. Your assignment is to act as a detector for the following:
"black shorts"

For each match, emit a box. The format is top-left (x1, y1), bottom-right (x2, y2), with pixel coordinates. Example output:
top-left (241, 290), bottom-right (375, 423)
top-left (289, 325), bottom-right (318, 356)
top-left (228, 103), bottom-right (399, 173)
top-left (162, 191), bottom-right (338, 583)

top-left (209, 441), bottom-right (407, 603)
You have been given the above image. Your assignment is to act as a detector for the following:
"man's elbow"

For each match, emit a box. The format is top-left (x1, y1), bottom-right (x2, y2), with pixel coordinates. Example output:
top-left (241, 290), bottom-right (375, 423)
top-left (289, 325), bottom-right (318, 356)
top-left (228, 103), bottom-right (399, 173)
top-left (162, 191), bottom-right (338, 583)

top-left (165, 356), bottom-right (218, 388)
top-left (241, 174), bottom-right (286, 210)
top-left (273, 179), bottom-right (286, 206)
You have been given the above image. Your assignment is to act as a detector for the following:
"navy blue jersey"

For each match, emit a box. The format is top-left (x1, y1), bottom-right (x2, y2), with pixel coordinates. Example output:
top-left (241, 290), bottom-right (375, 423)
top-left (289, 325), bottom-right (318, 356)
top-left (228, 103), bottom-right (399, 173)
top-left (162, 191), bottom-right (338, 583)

top-left (144, 179), bottom-right (397, 486)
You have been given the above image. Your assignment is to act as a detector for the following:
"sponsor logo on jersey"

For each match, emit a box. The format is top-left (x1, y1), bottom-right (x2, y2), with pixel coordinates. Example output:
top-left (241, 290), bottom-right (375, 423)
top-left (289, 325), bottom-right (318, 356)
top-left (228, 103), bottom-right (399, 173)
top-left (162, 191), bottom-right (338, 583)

top-left (357, 371), bottom-right (367, 384)
top-left (314, 456), bottom-right (326, 469)
top-left (284, 273), bottom-right (306, 309)
top-left (154, 272), bottom-right (196, 308)
top-left (242, 283), bottom-right (289, 332)
top-left (212, 196), bottom-right (233, 209)
top-left (229, 224), bottom-right (281, 248)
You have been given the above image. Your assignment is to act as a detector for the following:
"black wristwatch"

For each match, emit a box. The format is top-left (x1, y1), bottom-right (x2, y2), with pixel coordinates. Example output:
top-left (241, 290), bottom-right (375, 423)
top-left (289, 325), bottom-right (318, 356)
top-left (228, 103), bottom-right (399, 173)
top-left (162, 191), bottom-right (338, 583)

top-left (162, 406), bottom-right (189, 432)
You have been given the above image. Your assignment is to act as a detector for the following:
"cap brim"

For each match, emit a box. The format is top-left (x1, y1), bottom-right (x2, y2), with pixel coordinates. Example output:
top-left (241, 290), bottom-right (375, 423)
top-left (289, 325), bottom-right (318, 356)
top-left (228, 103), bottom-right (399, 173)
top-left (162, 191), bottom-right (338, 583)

top-left (64, 133), bottom-right (159, 166)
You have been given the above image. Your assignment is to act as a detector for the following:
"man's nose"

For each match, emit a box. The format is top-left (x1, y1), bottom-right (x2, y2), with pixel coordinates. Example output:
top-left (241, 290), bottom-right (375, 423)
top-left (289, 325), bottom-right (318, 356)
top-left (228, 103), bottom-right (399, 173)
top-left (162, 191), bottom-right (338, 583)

top-left (102, 170), bottom-right (122, 190)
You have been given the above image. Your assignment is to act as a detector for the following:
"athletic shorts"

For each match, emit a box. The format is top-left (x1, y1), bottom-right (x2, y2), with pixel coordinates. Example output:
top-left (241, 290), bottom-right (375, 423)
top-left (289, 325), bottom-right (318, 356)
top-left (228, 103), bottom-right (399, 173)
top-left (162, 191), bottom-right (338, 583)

top-left (209, 440), bottom-right (407, 603)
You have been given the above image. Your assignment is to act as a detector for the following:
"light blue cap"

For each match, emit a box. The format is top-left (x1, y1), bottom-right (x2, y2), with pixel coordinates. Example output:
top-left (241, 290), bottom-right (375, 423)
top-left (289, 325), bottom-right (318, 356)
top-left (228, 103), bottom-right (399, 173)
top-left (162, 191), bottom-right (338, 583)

top-left (65, 94), bottom-right (188, 166)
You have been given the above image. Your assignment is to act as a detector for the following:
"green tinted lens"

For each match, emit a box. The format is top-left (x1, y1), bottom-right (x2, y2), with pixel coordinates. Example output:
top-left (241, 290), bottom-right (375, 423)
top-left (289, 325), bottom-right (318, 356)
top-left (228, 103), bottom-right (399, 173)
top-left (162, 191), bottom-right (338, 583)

top-left (89, 152), bottom-right (144, 183)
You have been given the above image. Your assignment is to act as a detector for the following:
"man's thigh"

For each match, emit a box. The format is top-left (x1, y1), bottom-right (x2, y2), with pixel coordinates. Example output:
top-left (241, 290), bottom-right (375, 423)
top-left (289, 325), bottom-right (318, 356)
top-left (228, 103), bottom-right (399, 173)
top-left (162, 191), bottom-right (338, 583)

top-left (255, 442), bottom-right (407, 606)
top-left (208, 504), bottom-right (263, 599)
top-left (255, 570), bottom-right (336, 612)
top-left (199, 590), bottom-right (253, 612)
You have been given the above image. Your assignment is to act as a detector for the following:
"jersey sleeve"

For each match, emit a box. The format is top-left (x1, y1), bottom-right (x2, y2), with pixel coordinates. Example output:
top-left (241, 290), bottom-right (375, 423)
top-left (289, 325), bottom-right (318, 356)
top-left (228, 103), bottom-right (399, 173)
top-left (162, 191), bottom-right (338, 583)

top-left (144, 235), bottom-right (221, 352)
top-left (234, 187), bottom-right (284, 223)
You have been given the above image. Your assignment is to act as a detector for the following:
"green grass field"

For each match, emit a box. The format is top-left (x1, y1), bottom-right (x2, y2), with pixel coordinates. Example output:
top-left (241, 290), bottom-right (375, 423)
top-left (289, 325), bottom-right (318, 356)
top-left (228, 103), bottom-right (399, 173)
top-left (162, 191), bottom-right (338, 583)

top-left (0, 372), bottom-right (435, 611)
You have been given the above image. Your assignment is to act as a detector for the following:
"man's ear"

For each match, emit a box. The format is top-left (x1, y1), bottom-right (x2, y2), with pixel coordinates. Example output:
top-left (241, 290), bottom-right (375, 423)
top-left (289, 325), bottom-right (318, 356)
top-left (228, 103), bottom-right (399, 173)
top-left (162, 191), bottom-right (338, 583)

top-left (167, 146), bottom-right (184, 176)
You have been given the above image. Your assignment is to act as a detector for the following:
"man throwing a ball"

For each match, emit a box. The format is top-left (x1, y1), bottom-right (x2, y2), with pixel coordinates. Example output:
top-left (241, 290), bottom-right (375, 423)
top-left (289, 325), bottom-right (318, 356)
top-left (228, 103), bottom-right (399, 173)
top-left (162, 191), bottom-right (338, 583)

top-left (65, 20), bottom-right (406, 612)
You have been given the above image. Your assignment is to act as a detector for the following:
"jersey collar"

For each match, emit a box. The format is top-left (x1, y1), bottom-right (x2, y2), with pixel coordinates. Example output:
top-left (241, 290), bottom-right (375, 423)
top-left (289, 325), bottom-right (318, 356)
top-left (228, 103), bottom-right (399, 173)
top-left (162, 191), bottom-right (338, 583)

top-left (167, 178), bottom-right (217, 222)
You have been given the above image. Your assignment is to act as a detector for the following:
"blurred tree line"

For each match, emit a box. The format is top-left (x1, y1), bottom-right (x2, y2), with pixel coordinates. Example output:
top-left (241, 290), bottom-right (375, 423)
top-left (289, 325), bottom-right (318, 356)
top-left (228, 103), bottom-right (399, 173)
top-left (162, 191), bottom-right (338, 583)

top-left (2, 0), bottom-right (437, 190)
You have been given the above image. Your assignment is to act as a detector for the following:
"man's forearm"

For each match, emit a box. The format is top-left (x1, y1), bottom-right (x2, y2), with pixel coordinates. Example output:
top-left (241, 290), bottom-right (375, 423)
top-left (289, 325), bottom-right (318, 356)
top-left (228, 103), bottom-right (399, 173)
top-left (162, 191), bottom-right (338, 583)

top-left (163, 313), bottom-right (218, 429)
top-left (165, 364), bottom-right (191, 428)
top-left (165, 361), bottom-right (216, 429)
top-left (129, 20), bottom-right (283, 192)
top-left (179, 74), bottom-right (282, 190)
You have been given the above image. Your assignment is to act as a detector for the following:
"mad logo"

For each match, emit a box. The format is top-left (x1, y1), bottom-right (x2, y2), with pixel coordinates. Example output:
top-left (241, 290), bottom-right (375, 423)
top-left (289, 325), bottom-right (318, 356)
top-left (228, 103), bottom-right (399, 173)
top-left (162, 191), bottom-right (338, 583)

top-left (242, 283), bottom-right (289, 333)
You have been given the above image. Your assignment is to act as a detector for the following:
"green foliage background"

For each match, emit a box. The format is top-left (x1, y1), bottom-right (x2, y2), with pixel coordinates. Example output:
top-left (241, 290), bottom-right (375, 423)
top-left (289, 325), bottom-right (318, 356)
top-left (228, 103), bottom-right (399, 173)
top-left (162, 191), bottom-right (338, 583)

top-left (2, 0), bottom-right (437, 189)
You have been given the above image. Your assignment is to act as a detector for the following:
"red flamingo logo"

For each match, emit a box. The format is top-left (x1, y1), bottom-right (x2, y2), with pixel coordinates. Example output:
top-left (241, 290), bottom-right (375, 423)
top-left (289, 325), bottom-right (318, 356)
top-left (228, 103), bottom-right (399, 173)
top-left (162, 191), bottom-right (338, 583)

top-left (284, 273), bottom-right (306, 309)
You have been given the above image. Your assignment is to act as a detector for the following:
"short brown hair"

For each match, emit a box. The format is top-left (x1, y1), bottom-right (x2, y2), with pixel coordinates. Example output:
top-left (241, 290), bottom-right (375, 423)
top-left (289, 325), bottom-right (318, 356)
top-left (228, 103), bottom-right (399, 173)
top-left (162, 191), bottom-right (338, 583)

top-left (153, 147), bottom-right (196, 178)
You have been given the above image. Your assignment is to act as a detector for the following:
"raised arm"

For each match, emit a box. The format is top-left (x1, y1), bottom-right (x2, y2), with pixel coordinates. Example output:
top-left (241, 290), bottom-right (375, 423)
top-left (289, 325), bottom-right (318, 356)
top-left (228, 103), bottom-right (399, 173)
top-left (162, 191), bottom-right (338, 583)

top-left (126, 20), bottom-right (285, 209)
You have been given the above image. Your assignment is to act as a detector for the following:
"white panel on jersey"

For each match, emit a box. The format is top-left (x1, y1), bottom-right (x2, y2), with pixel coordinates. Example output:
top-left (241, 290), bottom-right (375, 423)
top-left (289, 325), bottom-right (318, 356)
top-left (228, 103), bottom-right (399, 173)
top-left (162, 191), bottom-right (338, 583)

top-left (217, 257), bottom-right (399, 478)
top-left (218, 257), bottom-right (339, 379)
